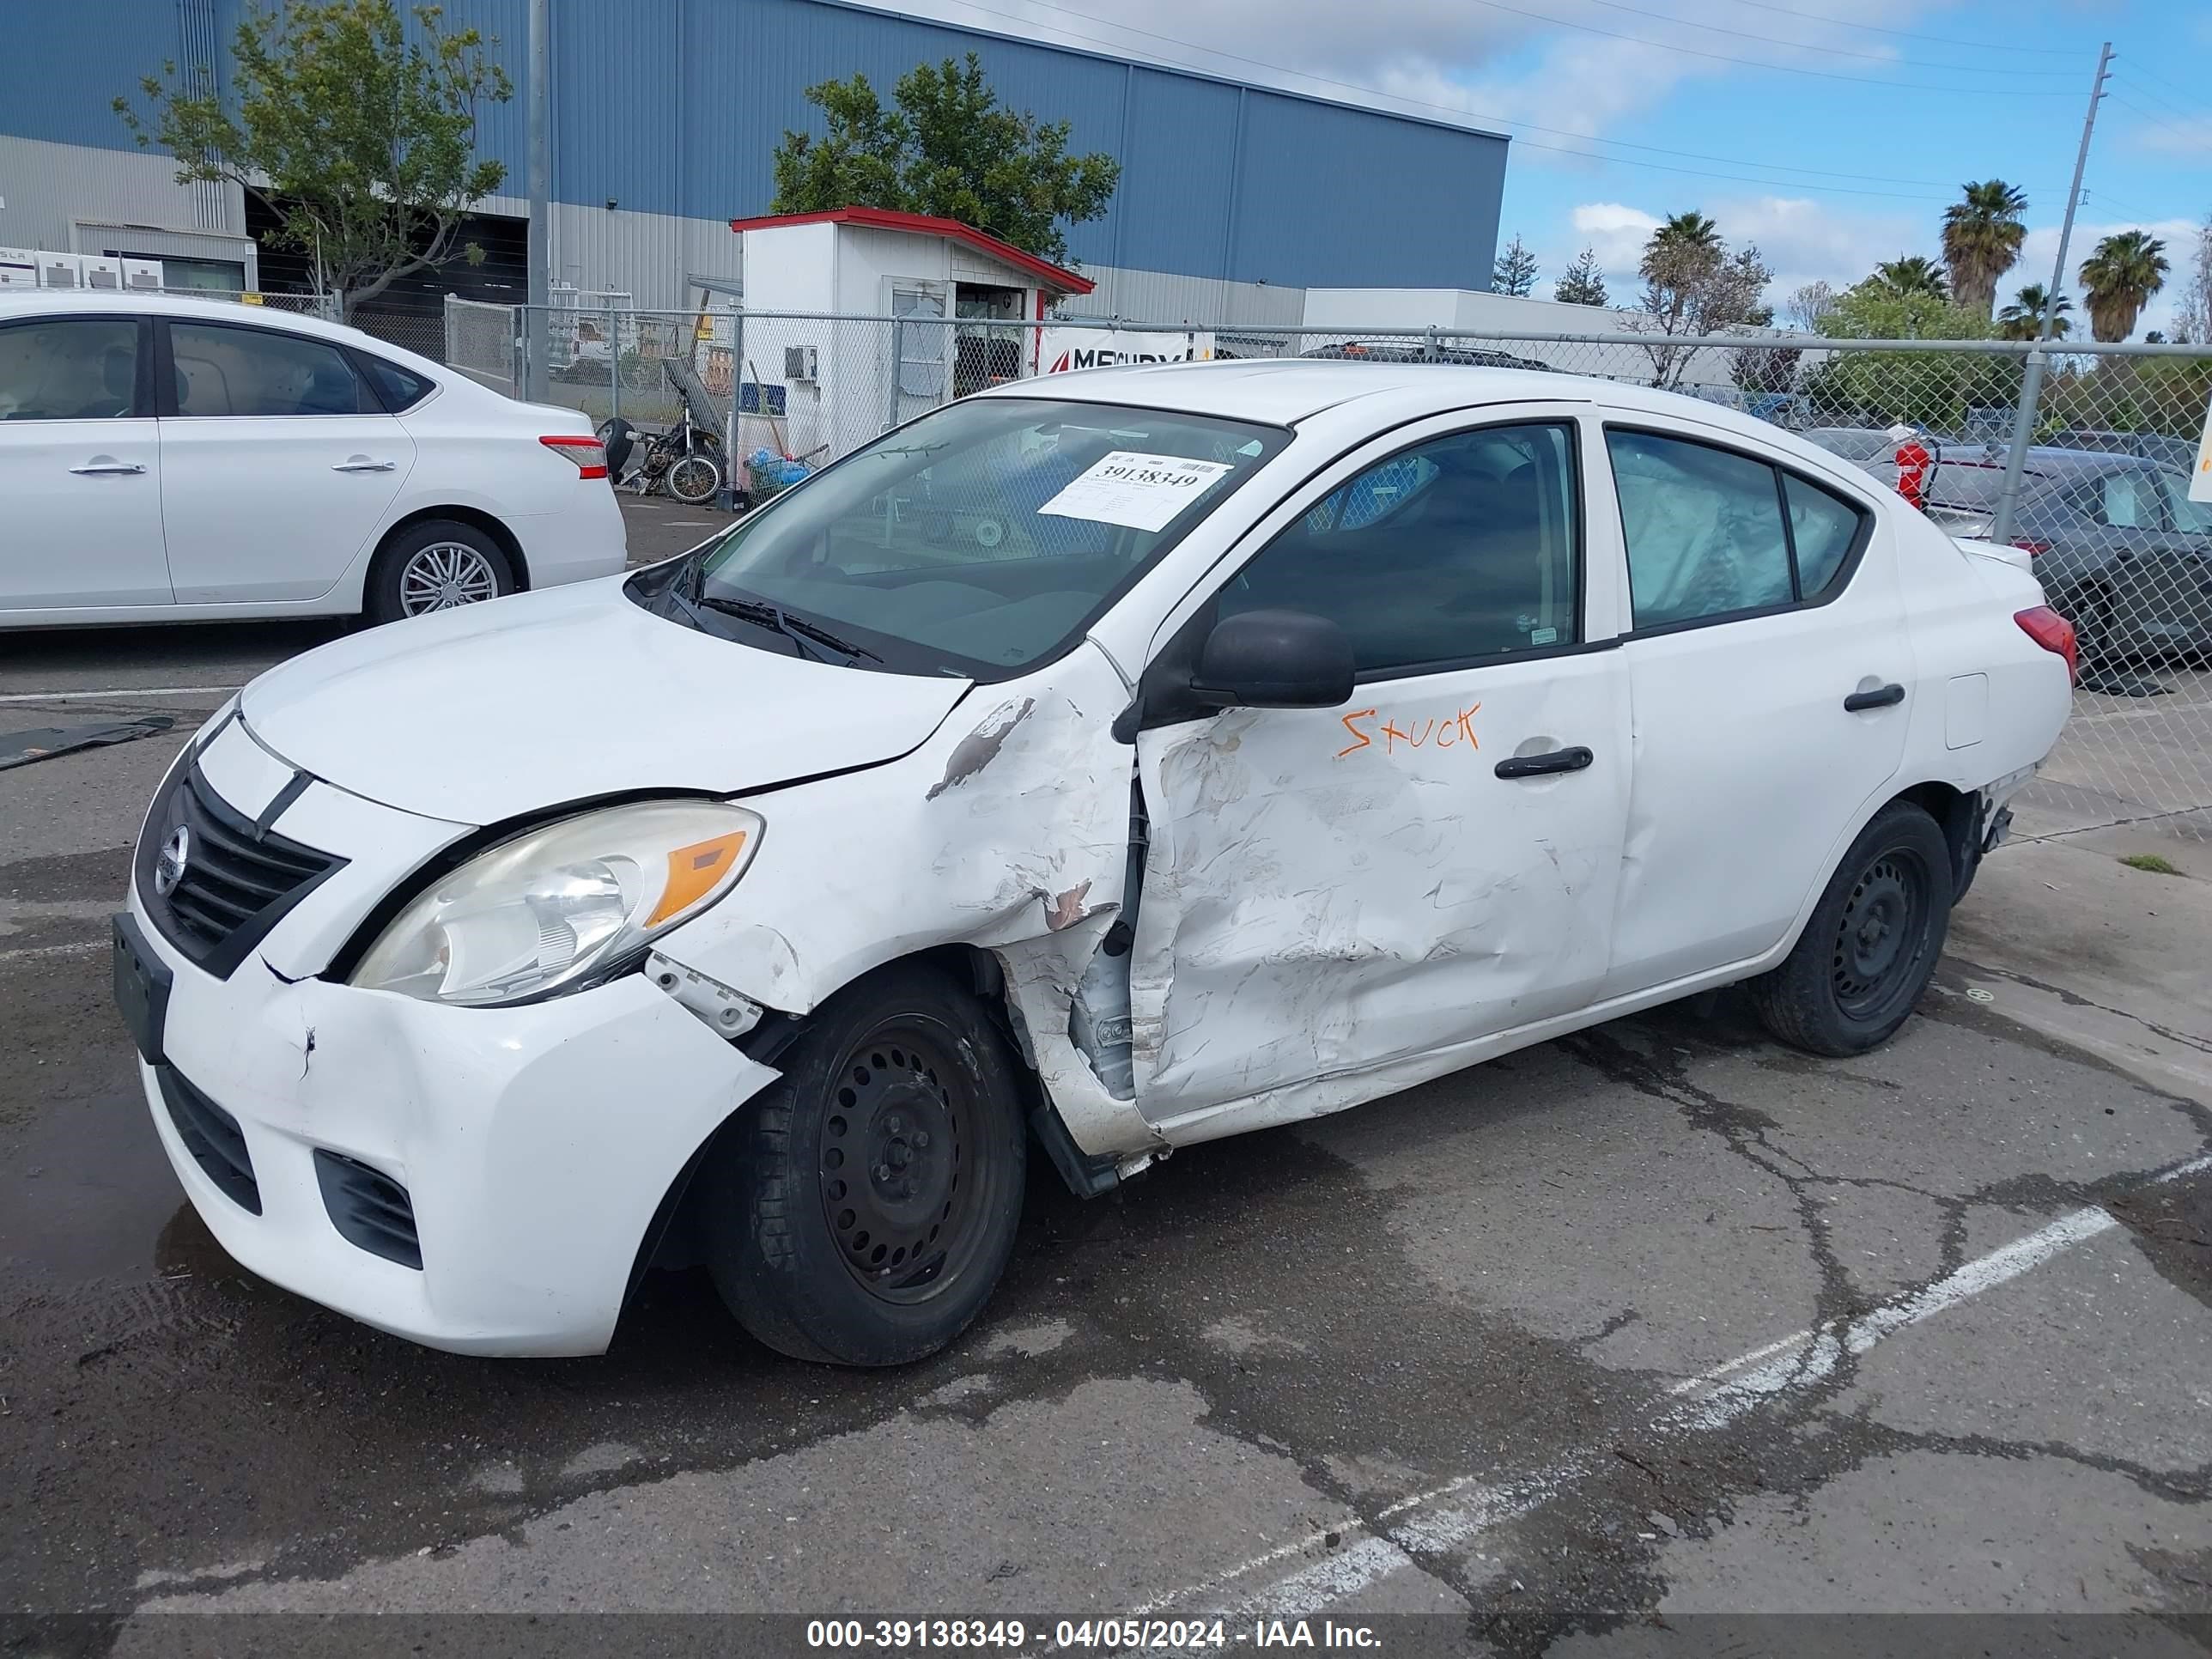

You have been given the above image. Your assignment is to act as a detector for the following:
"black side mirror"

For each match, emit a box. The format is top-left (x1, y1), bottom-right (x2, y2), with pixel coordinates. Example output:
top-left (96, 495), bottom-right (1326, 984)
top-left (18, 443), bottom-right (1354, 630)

top-left (1188, 608), bottom-right (1356, 711)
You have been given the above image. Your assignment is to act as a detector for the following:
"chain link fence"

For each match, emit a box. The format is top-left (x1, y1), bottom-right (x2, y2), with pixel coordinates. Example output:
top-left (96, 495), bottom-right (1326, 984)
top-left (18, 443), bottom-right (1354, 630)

top-left (430, 302), bottom-right (2212, 840)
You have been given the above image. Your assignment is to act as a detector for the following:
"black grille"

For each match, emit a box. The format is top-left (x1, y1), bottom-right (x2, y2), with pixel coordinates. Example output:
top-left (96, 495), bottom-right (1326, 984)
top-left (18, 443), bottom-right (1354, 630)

top-left (314, 1151), bottom-right (422, 1270)
top-left (137, 761), bottom-right (343, 977)
top-left (157, 1066), bottom-right (261, 1214)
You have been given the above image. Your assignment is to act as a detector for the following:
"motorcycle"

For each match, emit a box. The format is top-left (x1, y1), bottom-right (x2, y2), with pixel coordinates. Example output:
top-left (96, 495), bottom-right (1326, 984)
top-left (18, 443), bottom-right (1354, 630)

top-left (598, 409), bottom-right (725, 505)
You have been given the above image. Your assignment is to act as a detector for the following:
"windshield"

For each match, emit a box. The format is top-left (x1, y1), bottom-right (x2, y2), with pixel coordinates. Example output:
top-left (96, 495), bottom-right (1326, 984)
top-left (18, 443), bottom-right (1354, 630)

top-left (659, 397), bottom-right (1287, 678)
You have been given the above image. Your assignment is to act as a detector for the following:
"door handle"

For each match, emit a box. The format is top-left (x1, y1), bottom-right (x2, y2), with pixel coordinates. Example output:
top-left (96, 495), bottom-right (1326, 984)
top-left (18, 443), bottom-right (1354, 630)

top-left (1844, 683), bottom-right (1906, 712)
top-left (1494, 745), bottom-right (1595, 780)
top-left (70, 460), bottom-right (146, 475)
top-left (331, 458), bottom-right (396, 472)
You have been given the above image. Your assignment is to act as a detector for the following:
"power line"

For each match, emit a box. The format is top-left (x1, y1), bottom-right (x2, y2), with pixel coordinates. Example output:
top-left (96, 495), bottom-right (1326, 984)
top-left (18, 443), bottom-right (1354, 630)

top-left (1454, 0), bottom-right (2079, 94)
top-left (1712, 0), bottom-right (2081, 55)
top-left (2127, 66), bottom-right (2212, 119)
top-left (2110, 91), bottom-right (2212, 153)
top-left (2112, 77), bottom-right (2212, 129)
top-left (1567, 0), bottom-right (2078, 74)
top-left (948, 0), bottom-right (2068, 198)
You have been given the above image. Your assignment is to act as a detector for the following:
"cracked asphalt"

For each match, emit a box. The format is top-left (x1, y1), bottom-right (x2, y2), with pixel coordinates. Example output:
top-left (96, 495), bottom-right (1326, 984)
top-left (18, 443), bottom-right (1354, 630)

top-left (5, 516), bottom-right (2212, 1655)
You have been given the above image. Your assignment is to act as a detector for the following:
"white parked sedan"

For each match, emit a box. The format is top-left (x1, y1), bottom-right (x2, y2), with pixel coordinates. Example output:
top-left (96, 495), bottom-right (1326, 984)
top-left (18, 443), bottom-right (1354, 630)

top-left (0, 291), bottom-right (623, 625)
top-left (112, 362), bottom-right (2075, 1364)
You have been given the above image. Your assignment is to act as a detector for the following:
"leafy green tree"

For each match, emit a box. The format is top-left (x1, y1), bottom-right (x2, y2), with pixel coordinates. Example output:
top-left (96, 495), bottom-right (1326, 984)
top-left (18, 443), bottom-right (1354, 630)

top-left (1799, 276), bottom-right (2017, 430)
top-left (1941, 180), bottom-right (2028, 317)
top-left (116, 1), bottom-right (511, 318)
top-left (1492, 234), bottom-right (1538, 298)
top-left (1553, 247), bottom-right (1607, 307)
top-left (772, 54), bottom-right (1119, 266)
top-left (2080, 230), bottom-right (2170, 342)
top-left (1996, 283), bottom-right (2072, 341)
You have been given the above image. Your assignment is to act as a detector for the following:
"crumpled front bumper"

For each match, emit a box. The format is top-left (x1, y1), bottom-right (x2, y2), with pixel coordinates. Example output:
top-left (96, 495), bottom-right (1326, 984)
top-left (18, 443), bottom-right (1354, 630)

top-left (126, 715), bottom-right (779, 1357)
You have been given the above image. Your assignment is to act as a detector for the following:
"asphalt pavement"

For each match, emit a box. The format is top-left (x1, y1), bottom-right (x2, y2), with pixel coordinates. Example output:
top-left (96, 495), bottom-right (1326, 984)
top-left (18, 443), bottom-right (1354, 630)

top-left (3, 498), bottom-right (2210, 1654)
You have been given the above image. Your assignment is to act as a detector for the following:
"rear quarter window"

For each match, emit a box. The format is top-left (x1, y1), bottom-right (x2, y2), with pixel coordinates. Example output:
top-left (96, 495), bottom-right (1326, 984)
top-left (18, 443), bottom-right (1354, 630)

top-left (358, 354), bottom-right (434, 411)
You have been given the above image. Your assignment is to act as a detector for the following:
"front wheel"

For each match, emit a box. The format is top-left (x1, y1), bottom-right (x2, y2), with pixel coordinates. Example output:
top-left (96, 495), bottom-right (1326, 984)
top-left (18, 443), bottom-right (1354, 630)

top-left (665, 450), bottom-right (722, 505)
top-left (1748, 800), bottom-right (1953, 1057)
top-left (702, 963), bottom-right (1028, 1366)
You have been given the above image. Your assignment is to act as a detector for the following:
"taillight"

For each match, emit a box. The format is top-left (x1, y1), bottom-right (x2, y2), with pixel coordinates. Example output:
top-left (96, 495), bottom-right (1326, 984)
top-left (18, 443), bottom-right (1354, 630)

top-left (2015, 605), bottom-right (2078, 684)
top-left (2011, 538), bottom-right (2051, 557)
top-left (539, 434), bottom-right (608, 479)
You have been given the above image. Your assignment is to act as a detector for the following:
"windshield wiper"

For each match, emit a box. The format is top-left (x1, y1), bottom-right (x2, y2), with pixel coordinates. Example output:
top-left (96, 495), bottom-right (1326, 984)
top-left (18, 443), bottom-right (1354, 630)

top-left (694, 594), bottom-right (883, 665)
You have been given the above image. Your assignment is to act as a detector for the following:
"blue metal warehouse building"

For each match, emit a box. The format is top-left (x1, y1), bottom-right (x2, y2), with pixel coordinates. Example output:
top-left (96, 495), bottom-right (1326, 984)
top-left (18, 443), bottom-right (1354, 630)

top-left (0, 0), bottom-right (1509, 319)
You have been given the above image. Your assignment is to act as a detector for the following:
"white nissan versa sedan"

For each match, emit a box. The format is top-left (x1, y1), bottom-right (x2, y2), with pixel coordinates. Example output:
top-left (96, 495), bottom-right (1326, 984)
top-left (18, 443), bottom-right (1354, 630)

top-left (0, 292), bottom-right (623, 625)
top-left (113, 362), bottom-right (2075, 1364)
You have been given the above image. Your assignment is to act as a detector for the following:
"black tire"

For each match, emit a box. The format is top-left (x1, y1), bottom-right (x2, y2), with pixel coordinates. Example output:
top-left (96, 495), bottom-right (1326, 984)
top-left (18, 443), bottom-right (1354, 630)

top-left (702, 963), bottom-right (1027, 1366)
top-left (665, 451), bottom-right (722, 505)
top-left (1748, 800), bottom-right (1954, 1057)
top-left (362, 519), bottom-right (515, 625)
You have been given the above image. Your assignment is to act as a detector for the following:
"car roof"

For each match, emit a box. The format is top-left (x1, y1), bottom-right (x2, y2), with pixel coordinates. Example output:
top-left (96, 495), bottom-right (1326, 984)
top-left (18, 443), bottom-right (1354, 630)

top-left (981, 358), bottom-right (1732, 427)
top-left (0, 289), bottom-right (434, 367)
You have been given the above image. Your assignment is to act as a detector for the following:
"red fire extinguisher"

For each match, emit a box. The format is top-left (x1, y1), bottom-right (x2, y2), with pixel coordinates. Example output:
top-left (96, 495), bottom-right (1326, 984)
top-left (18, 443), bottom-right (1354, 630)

top-left (1889, 423), bottom-right (1931, 512)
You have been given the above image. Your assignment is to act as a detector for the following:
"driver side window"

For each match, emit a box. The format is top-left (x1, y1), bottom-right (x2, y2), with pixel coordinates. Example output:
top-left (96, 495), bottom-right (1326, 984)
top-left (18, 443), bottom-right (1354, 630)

top-left (1221, 422), bottom-right (1581, 675)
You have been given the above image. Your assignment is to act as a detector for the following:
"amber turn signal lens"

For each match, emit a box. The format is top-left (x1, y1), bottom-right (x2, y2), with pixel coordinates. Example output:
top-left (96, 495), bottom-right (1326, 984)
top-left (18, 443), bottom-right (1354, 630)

top-left (647, 830), bottom-right (750, 927)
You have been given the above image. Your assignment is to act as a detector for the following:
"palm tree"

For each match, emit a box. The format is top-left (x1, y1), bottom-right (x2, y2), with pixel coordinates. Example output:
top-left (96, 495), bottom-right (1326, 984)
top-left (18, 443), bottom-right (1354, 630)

top-left (2079, 230), bottom-right (2170, 342)
top-left (1872, 255), bottom-right (1949, 300)
top-left (1642, 210), bottom-right (1720, 277)
top-left (1996, 283), bottom-right (2073, 341)
top-left (1941, 179), bottom-right (2029, 317)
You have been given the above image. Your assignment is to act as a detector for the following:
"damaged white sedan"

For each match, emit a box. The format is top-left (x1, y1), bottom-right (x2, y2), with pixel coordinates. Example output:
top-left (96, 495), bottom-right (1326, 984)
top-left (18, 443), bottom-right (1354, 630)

top-left (113, 362), bottom-right (2075, 1364)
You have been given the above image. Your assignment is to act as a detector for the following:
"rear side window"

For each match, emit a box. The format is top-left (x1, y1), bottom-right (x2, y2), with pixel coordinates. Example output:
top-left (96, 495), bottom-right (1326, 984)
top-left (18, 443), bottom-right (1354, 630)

top-left (168, 321), bottom-right (367, 416)
top-left (0, 318), bottom-right (139, 420)
top-left (1608, 428), bottom-right (1870, 629)
top-left (358, 354), bottom-right (434, 411)
top-left (2068, 471), bottom-right (2162, 531)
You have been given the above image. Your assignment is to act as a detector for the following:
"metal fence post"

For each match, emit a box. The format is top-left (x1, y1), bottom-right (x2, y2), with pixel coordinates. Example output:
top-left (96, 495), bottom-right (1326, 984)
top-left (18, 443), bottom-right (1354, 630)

top-left (1990, 344), bottom-right (2051, 547)
top-left (888, 317), bottom-right (905, 433)
top-left (608, 300), bottom-right (620, 422)
top-left (719, 307), bottom-right (744, 513)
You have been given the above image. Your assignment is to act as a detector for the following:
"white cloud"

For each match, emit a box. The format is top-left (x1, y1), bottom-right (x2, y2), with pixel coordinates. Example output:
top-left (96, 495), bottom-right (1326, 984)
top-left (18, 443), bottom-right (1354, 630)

top-left (2132, 115), bottom-right (2212, 156)
top-left (1547, 195), bottom-right (1920, 309)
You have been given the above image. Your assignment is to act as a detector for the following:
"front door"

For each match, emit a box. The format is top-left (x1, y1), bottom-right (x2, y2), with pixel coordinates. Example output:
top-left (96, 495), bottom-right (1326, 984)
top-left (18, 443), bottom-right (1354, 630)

top-left (1129, 412), bottom-right (1632, 1120)
top-left (0, 313), bottom-right (171, 611)
top-left (1598, 422), bottom-right (1912, 995)
top-left (155, 317), bottom-right (414, 604)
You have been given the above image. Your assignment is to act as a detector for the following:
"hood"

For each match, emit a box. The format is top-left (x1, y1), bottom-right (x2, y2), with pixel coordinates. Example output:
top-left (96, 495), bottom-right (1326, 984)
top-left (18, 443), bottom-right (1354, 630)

top-left (240, 579), bottom-right (973, 825)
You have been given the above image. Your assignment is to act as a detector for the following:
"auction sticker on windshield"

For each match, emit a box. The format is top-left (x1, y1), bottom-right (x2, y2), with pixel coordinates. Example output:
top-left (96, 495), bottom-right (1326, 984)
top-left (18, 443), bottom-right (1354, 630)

top-left (1036, 450), bottom-right (1236, 532)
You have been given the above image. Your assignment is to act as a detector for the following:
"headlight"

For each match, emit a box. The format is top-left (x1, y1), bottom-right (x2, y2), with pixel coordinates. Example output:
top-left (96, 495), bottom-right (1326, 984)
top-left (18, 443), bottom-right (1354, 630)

top-left (352, 800), bottom-right (762, 1006)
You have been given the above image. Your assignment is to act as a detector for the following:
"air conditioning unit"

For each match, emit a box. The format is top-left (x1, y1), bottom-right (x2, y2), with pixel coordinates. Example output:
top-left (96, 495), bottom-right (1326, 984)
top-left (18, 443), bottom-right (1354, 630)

top-left (783, 344), bottom-right (818, 382)
top-left (38, 252), bottom-right (86, 289)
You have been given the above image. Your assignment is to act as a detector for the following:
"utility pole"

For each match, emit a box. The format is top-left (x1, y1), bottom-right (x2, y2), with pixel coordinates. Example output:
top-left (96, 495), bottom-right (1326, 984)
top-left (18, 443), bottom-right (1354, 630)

top-left (1991, 40), bottom-right (2112, 546)
top-left (525, 0), bottom-right (550, 402)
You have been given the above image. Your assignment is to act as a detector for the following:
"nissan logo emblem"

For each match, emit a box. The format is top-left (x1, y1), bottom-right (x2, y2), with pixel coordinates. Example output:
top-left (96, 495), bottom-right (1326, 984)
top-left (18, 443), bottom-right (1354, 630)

top-left (154, 825), bottom-right (191, 897)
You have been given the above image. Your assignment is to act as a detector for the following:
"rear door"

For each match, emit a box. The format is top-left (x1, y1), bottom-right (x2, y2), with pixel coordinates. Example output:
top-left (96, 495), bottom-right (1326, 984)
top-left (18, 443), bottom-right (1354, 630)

top-left (154, 317), bottom-right (416, 604)
top-left (1598, 422), bottom-right (1911, 996)
top-left (0, 313), bottom-right (171, 610)
top-left (1128, 408), bottom-right (1633, 1118)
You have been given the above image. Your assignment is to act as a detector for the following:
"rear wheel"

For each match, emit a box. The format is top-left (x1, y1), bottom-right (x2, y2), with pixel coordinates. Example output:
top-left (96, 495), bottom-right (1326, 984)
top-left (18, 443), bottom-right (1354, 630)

top-left (363, 519), bottom-right (515, 624)
top-left (702, 963), bottom-right (1027, 1366)
top-left (1748, 801), bottom-right (1953, 1057)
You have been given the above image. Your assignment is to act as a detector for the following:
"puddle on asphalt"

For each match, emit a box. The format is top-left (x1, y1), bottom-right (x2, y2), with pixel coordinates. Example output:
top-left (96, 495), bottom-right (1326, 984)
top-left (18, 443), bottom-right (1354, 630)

top-left (0, 1078), bottom-right (206, 1286)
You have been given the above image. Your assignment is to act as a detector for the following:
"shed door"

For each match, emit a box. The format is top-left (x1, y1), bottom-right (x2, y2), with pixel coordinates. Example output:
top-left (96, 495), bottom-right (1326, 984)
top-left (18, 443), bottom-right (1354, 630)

top-left (885, 282), bottom-right (950, 430)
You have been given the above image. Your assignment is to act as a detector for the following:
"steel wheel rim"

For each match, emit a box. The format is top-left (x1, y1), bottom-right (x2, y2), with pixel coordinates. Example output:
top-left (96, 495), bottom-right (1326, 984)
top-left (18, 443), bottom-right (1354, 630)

top-left (668, 455), bottom-right (718, 502)
top-left (398, 543), bottom-right (499, 615)
top-left (1830, 847), bottom-right (1930, 1021)
top-left (817, 1019), bottom-right (990, 1305)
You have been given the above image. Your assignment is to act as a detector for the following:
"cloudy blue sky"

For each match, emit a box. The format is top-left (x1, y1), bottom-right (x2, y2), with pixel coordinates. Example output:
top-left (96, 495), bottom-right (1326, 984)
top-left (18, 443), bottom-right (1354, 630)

top-left (890, 0), bottom-right (2210, 335)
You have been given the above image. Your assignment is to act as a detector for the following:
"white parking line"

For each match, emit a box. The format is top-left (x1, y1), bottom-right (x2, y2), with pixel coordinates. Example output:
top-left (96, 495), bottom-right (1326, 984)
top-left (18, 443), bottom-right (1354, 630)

top-left (1140, 1151), bottom-right (2212, 1623)
top-left (0, 685), bottom-right (243, 705)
